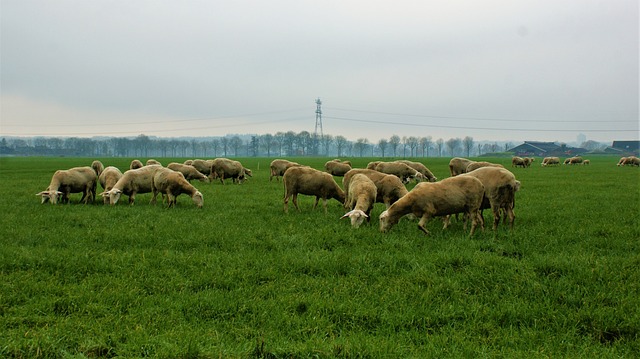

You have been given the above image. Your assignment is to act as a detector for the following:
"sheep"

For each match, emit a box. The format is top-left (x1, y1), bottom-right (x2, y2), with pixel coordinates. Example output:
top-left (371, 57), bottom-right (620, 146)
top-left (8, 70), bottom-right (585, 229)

top-left (616, 157), bottom-right (628, 166)
top-left (366, 161), bottom-right (381, 170)
top-left (340, 174), bottom-right (377, 228)
top-left (394, 160), bottom-right (437, 182)
top-left (462, 167), bottom-right (520, 230)
top-left (324, 160), bottom-right (352, 176)
top-left (374, 161), bottom-right (425, 183)
top-left (283, 166), bottom-right (345, 213)
top-left (183, 159), bottom-right (194, 166)
top-left (541, 157), bottom-right (560, 166)
top-left (567, 156), bottom-right (584, 165)
top-left (582, 159), bottom-right (590, 165)
top-left (100, 165), bottom-right (168, 205)
top-left (152, 170), bottom-right (203, 208)
top-left (523, 157), bottom-right (535, 167)
top-left (130, 159), bottom-right (144, 170)
top-left (91, 160), bottom-right (104, 177)
top-left (146, 159), bottom-right (162, 166)
top-left (563, 158), bottom-right (571, 165)
top-left (167, 162), bottom-right (209, 182)
top-left (449, 157), bottom-right (474, 176)
top-left (620, 156), bottom-right (640, 166)
top-left (210, 158), bottom-right (251, 184)
top-left (343, 169), bottom-right (408, 209)
top-left (98, 166), bottom-right (123, 204)
top-left (466, 161), bottom-right (504, 172)
top-left (379, 176), bottom-right (484, 236)
top-left (269, 159), bottom-right (303, 182)
top-left (190, 159), bottom-right (215, 179)
top-left (512, 156), bottom-right (527, 168)
top-left (37, 166), bottom-right (99, 204)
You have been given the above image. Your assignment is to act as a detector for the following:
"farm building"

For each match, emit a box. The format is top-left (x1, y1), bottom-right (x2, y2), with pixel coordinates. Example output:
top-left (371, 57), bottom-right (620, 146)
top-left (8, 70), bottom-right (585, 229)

top-left (605, 140), bottom-right (640, 156)
top-left (508, 141), bottom-right (587, 157)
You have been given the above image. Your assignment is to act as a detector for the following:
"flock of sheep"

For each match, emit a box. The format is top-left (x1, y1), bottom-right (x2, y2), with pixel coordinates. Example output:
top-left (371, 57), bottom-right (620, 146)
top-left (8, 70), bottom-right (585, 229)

top-left (36, 154), bottom-right (637, 236)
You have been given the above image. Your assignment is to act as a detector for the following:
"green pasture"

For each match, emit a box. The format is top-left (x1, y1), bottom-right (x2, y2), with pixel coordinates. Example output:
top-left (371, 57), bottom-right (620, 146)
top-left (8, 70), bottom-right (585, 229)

top-left (0, 156), bottom-right (638, 358)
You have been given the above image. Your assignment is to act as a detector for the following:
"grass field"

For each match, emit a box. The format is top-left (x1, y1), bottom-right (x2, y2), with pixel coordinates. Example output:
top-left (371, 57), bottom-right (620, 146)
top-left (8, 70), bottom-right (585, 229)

top-left (1, 156), bottom-right (639, 358)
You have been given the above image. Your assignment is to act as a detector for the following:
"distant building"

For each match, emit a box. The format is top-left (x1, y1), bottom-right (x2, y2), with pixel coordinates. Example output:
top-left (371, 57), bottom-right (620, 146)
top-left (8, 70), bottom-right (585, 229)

top-left (508, 141), bottom-right (587, 157)
top-left (606, 140), bottom-right (640, 155)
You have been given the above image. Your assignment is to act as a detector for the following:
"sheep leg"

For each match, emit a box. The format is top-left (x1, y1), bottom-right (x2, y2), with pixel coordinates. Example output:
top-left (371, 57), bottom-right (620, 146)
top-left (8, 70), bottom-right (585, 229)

top-left (506, 205), bottom-right (515, 229)
top-left (492, 206), bottom-right (501, 231)
top-left (418, 214), bottom-right (431, 235)
top-left (468, 210), bottom-right (480, 237)
top-left (292, 194), bottom-right (300, 211)
top-left (129, 192), bottom-right (136, 205)
top-left (312, 196), bottom-right (320, 210)
top-left (283, 194), bottom-right (290, 213)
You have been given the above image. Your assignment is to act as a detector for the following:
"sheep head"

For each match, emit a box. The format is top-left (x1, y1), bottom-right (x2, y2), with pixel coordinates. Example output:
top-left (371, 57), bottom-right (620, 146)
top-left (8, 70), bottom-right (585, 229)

top-left (101, 189), bottom-right (122, 205)
top-left (340, 209), bottom-right (368, 228)
top-left (379, 210), bottom-right (393, 232)
top-left (192, 191), bottom-right (204, 208)
top-left (36, 190), bottom-right (63, 204)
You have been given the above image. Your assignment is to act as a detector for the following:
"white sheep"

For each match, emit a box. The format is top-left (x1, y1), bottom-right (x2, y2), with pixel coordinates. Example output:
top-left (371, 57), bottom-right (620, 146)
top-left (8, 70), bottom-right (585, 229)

top-left (100, 165), bottom-right (168, 205)
top-left (324, 160), bottom-right (352, 176)
top-left (152, 170), bottom-right (203, 208)
top-left (130, 159), bottom-right (144, 170)
top-left (283, 166), bottom-right (345, 213)
top-left (374, 161), bottom-right (425, 183)
top-left (343, 169), bottom-right (408, 209)
top-left (462, 167), bottom-right (520, 230)
top-left (541, 157), bottom-right (560, 166)
top-left (37, 166), bottom-right (99, 204)
top-left (379, 176), bottom-right (484, 236)
top-left (269, 159), bottom-right (302, 182)
top-left (340, 174), bottom-right (377, 228)
top-left (394, 160), bottom-right (437, 182)
top-left (190, 159), bottom-right (215, 180)
top-left (167, 162), bottom-right (210, 182)
top-left (146, 159), bottom-right (162, 166)
top-left (449, 157), bottom-right (475, 176)
top-left (98, 166), bottom-right (123, 204)
top-left (211, 158), bottom-right (251, 184)
top-left (466, 161), bottom-right (505, 172)
top-left (512, 156), bottom-right (527, 168)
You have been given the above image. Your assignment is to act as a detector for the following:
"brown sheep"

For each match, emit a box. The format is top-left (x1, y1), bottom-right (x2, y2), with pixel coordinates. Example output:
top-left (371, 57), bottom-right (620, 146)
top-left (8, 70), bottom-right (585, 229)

top-left (620, 156), bottom-right (639, 166)
top-left (449, 157), bottom-right (474, 176)
top-left (379, 176), bottom-right (484, 236)
top-left (37, 166), bottom-right (99, 204)
top-left (152, 170), bottom-right (203, 208)
top-left (541, 157), bottom-right (560, 166)
top-left (98, 166), bottom-right (123, 204)
top-left (340, 174), bottom-right (377, 228)
top-left (567, 156), bottom-right (584, 165)
top-left (146, 159), bottom-right (162, 166)
top-left (167, 162), bottom-right (209, 182)
top-left (210, 158), bottom-right (251, 184)
top-left (582, 159), bottom-right (590, 165)
top-left (100, 165), bottom-right (167, 205)
top-left (269, 159), bottom-right (303, 182)
top-left (283, 166), bottom-right (345, 213)
top-left (374, 161), bottom-right (425, 183)
top-left (394, 160), bottom-right (437, 182)
top-left (466, 161), bottom-right (505, 172)
top-left (324, 160), bottom-right (352, 176)
top-left (463, 167), bottom-right (521, 230)
top-left (130, 159), bottom-right (144, 170)
top-left (343, 169), bottom-right (408, 209)
top-left (512, 156), bottom-right (527, 168)
top-left (190, 159), bottom-right (215, 179)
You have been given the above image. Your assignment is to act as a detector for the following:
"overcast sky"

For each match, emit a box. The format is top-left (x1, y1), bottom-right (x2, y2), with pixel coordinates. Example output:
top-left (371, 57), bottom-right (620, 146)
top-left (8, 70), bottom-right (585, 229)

top-left (1, 0), bottom-right (638, 144)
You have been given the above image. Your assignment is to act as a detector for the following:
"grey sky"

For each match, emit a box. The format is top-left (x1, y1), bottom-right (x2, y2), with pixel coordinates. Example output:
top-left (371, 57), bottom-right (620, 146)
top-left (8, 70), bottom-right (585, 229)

top-left (1, 0), bottom-right (638, 144)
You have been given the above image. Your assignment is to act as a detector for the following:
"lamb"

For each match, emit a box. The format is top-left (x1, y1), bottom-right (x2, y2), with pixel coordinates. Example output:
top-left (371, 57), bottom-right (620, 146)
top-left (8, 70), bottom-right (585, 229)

top-left (37, 166), bottom-right (99, 204)
top-left (394, 160), bottom-right (437, 182)
top-left (210, 158), bottom-right (251, 184)
top-left (466, 161), bottom-right (504, 172)
top-left (269, 159), bottom-right (302, 182)
top-left (146, 159), bottom-right (162, 166)
top-left (100, 165), bottom-right (168, 205)
top-left (541, 157), bottom-right (560, 166)
top-left (152, 170), bottom-right (203, 208)
top-left (379, 176), bottom-right (484, 236)
top-left (449, 157), bottom-right (475, 176)
top-left (342, 169), bottom-right (408, 208)
top-left (130, 159), bottom-right (144, 170)
top-left (167, 162), bottom-right (210, 182)
top-left (462, 167), bottom-right (520, 230)
top-left (98, 166), bottom-right (123, 204)
top-left (511, 156), bottom-right (527, 168)
top-left (324, 160), bottom-right (352, 176)
top-left (582, 159), bottom-right (590, 165)
top-left (340, 174), bottom-right (377, 228)
top-left (374, 161), bottom-right (425, 183)
top-left (283, 166), bottom-right (345, 213)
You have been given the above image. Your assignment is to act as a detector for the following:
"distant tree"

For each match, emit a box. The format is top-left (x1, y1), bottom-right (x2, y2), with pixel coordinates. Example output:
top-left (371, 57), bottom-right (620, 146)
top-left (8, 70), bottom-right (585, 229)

top-left (378, 139), bottom-right (388, 157)
top-left (179, 140), bottom-right (190, 157)
top-left (211, 139), bottom-right (220, 157)
top-left (446, 138), bottom-right (462, 156)
top-left (420, 136), bottom-right (432, 157)
top-left (504, 142), bottom-right (513, 152)
top-left (261, 134), bottom-right (274, 157)
top-left (436, 138), bottom-right (444, 157)
top-left (354, 138), bottom-right (369, 157)
top-left (283, 131), bottom-right (296, 155)
top-left (389, 135), bottom-right (401, 157)
top-left (230, 136), bottom-right (243, 156)
top-left (463, 136), bottom-right (474, 157)
top-left (407, 136), bottom-right (419, 157)
top-left (47, 137), bottom-right (63, 150)
top-left (274, 132), bottom-right (285, 156)
top-left (221, 137), bottom-right (229, 157)
top-left (335, 135), bottom-right (348, 157)
top-left (296, 131), bottom-right (312, 156)
top-left (322, 134), bottom-right (334, 156)
top-left (250, 136), bottom-right (260, 157)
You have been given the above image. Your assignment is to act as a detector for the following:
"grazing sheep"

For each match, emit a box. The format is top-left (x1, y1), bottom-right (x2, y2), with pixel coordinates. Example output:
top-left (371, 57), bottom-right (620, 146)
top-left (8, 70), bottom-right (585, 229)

top-left (462, 167), bottom-right (520, 230)
top-left (191, 159), bottom-right (215, 179)
top-left (541, 157), bottom-right (560, 166)
top-left (366, 161), bottom-right (381, 170)
top-left (620, 156), bottom-right (640, 166)
top-left (37, 166), bottom-right (99, 204)
top-left (183, 159), bottom-right (194, 166)
top-left (617, 157), bottom-right (629, 166)
top-left (100, 165), bottom-right (167, 205)
top-left (91, 160), bottom-right (104, 177)
top-left (512, 156), bottom-right (527, 168)
top-left (167, 162), bottom-right (209, 182)
top-left (130, 159), bottom-right (144, 170)
top-left (283, 166), bottom-right (345, 213)
top-left (466, 161), bottom-right (504, 172)
top-left (582, 159), bottom-right (590, 165)
top-left (449, 157), bottom-right (475, 176)
top-left (210, 158), bottom-right (251, 184)
top-left (374, 161), bottom-right (425, 183)
top-left (325, 160), bottom-right (352, 176)
top-left (340, 174), bottom-right (377, 228)
top-left (566, 156), bottom-right (584, 165)
top-left (563, 158), bottom-right (571, 165)
top-left (269, 159), bottom-right (303, 182)
top-left (98, 166), bottom-right (123, 204)
top-left (379, 176), bottom-right (484, 236)
top-left (146, 159), bottom-right (162, 166)
top-left (152, 170), bottom-right (203, 208)
top-left (394, 160), bottom-right (437, 182)
top-left (343, 169), bottom-right (408, 209)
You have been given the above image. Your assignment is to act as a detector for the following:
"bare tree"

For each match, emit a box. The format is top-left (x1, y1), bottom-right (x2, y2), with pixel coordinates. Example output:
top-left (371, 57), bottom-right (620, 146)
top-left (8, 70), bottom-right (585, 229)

top-left (389, 135), bottom-right (401, 157)
top-left (420, 136), bottom-right (432, 157)
top-left (446, 138), bottom-right (462, 156)
top-left (335, 135), bottom-right (348, 157)
top-left (322, 134), bottom-right (334, 156)
top-left (354, 138), bottom-right (369, 157)
top-left (407, 136), bottom-right (419, 157)
top-left (463, 136), bottom-right (474, 157)
top-left (436, 138), bottom-right (444, 157)
top-left (378, 138), bottom-right (388, 157)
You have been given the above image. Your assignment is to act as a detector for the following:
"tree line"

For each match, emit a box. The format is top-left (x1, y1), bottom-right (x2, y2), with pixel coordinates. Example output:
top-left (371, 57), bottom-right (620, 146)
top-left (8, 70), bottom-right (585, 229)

top-left (0, 131), bottom-right (513, 158)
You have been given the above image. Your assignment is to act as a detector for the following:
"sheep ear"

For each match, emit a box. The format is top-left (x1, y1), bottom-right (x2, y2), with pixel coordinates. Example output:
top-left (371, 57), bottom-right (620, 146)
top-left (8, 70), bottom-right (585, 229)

top-left (340, 210), bottom-right (354, 219)
top-left (36, 191), bottom-right (47, 196)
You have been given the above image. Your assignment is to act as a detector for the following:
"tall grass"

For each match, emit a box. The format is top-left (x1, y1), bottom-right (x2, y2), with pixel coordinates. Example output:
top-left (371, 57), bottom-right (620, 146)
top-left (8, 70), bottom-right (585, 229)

top-left (0, 156), bottom-right (638, 358)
